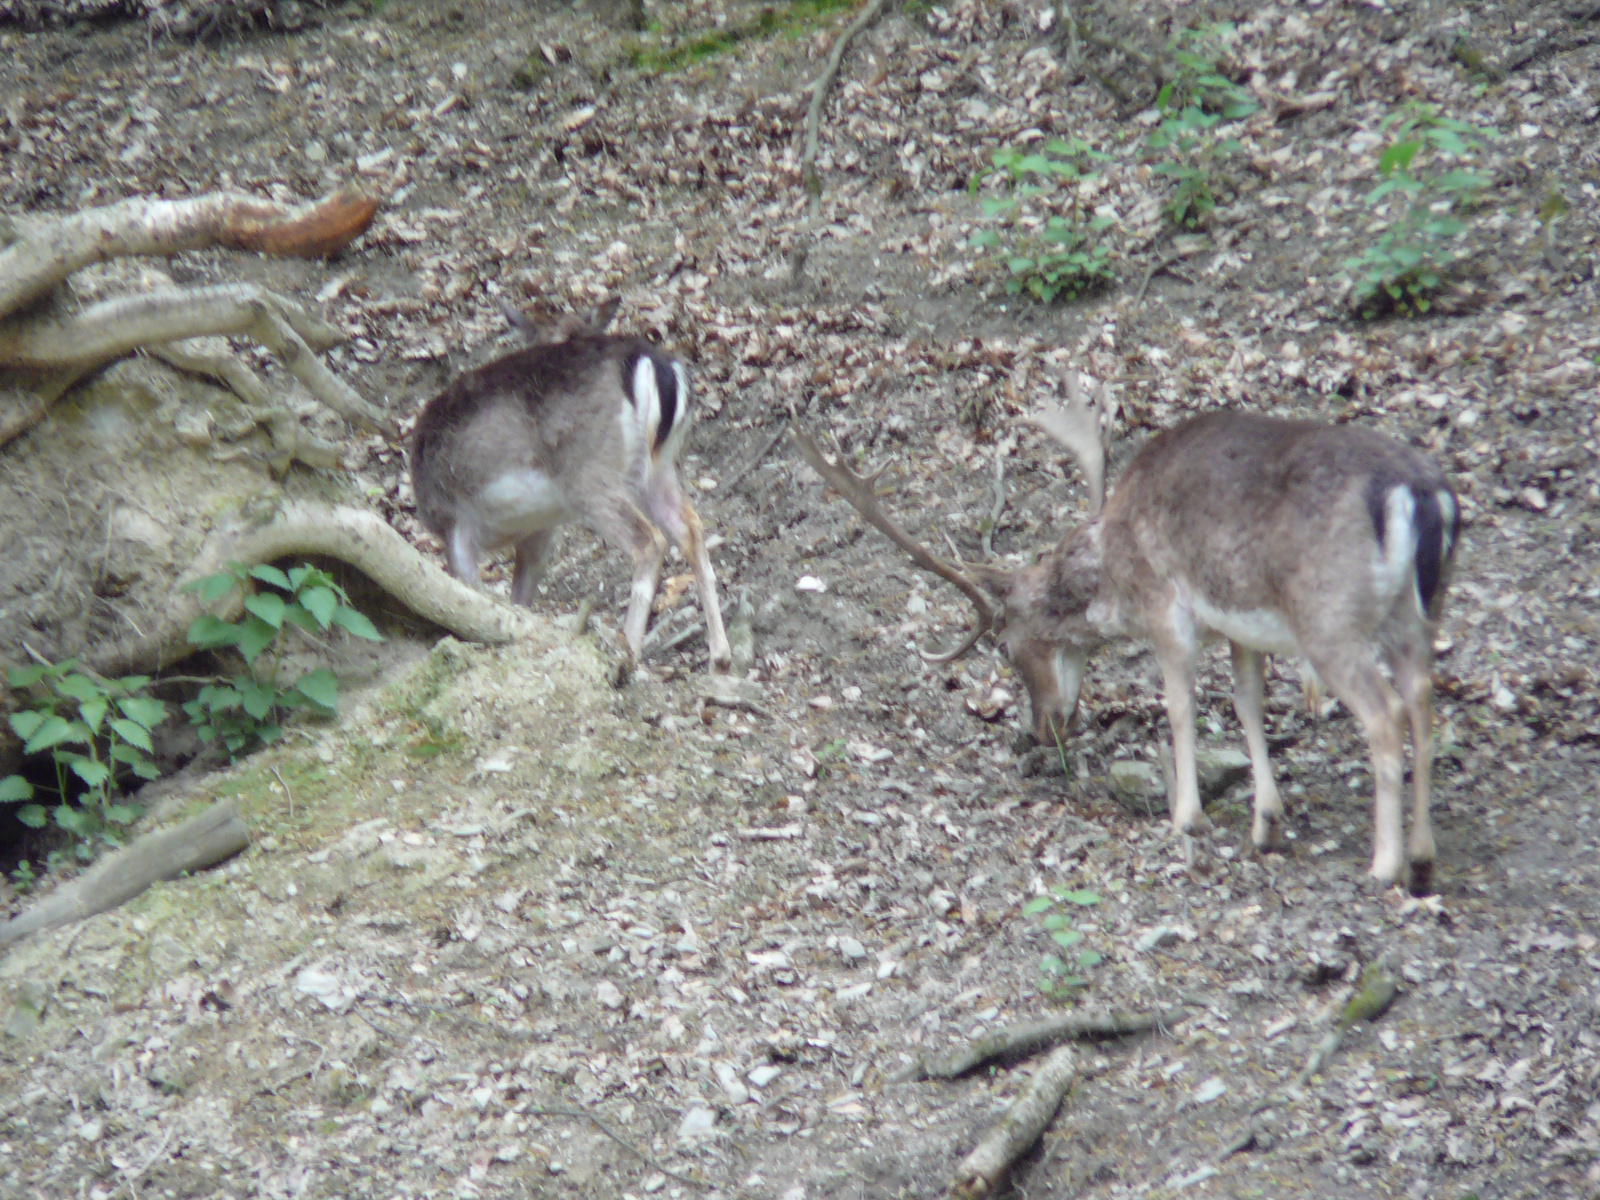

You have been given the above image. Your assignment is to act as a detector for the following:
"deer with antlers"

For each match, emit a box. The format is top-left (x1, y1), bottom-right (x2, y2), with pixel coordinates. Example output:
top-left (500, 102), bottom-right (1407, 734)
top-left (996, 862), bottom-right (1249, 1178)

top-left (793, 378), bottom-right (1459, 894)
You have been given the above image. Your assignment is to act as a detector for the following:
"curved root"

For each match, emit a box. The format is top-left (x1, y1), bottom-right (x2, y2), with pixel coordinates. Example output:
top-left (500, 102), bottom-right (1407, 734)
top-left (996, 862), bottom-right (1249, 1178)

top-left (91, 500), bottom-right (545, 677)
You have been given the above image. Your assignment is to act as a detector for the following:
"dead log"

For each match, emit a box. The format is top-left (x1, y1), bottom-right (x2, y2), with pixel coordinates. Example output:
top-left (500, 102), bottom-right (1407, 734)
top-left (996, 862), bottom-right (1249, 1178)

top-left (0, 799), bottom-right (249, 949)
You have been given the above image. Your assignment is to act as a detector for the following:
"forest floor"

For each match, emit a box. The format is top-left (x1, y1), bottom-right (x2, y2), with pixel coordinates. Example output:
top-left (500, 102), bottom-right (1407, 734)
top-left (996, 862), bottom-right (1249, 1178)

top-left (2, 0), bottom-right (1600, 1198)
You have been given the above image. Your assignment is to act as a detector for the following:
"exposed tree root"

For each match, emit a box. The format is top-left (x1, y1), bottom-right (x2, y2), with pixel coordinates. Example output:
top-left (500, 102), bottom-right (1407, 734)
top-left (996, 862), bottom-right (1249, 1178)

top-left (89, 499), bottom-right (544, 678)
top-left (0, 186), bottom-right (379, 318)
top-left (0, 283), bottom-right (392, 445)
top-left (0, 799), bottom-right (248, 949)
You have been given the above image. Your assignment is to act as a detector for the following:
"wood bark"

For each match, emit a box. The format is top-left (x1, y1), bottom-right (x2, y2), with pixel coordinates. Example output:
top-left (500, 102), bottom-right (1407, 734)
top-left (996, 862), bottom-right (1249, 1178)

top-left (898, 1006), bottom-right (1185, 1081)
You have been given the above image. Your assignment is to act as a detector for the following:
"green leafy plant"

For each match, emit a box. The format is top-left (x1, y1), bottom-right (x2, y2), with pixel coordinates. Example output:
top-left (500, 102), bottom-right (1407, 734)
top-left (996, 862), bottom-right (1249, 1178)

top-left (180, 562), bottom-right (383, 758)
top-left (1145, 105), bottom-right (1247, 229)
top-left (969, 138), bottom-right (1118, 302)
top-left (1343, 103), bottom-right (1496, 316)
top-left (1022, 885), bottom-right (1102, 998)
top-left (3, 660), bottom-right (167, 854)
top-left (1141, 24), bottom-right (1257, 229)
top-left (8, 858), bottom-right (37, 893)
top-left (1158, 23), bottom-right (1259, 121)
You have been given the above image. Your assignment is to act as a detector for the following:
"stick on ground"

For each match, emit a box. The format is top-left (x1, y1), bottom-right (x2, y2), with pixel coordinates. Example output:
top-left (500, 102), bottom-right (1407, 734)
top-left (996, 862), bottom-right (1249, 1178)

top-left (897, 1006), bottom-right (1186, 1081)
top-left (952, 1043), bottom-right (1078, 1199)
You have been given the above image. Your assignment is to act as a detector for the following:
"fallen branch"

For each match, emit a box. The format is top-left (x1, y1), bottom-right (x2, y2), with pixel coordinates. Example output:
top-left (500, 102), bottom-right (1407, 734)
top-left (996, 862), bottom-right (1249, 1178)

top-left (981, 438), bottom-right (1009, 559)
top-left (525, 1105), bottom-right (708, 1189)
top-left (1298, 963), bottom-right (1398, 1084)
top-left (800, 0), bottom-right (892, 200)
top-left (1131, 249), bottom-right (1184, 317)
top-left (0, 799), bottom-right (249, 949)
top-left (725, 423), bottom-right (788, 491)
top-left (1216, 963), bottom-right (1399, 1163)
top-left (791, 0), bottom-right (891, 283)
top-left (897, 1006), bottom-right (1186, 1081)
top-left (952, 1044), bottom-right (1077, 1199)
top-left (88, 500), bottom-right (544, 677)
top-left (0, 187), bottom-right (380, 318)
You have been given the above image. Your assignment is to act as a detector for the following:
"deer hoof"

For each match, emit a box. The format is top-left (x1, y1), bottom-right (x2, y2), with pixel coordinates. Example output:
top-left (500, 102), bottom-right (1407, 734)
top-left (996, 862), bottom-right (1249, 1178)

top-left (1406, 859), bottom-right (1435, 898)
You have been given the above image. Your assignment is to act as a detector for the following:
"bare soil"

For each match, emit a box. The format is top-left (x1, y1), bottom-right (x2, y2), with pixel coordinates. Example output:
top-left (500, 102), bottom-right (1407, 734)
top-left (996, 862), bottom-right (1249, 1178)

top-left (2, 1), bottom-right (1599, 1199)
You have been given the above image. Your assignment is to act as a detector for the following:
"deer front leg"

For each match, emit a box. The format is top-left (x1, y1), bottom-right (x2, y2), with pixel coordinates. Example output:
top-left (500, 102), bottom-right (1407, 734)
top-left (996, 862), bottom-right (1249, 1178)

top-left (445, 521), bottom-right (483, 586)
top-left (677, 499), bottom-right (733, 674)
top-left (1230, 643), bottom-right (1286, 849)
top-left (1155, 645), bottom-right (1203, 834)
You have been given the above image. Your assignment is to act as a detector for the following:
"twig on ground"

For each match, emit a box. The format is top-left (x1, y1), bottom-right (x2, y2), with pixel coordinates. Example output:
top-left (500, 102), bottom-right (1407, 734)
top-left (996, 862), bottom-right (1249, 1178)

top-left (1132, 250), bottom-right (1185, 317)
top-left (1298, 963), bottom-right (1397, 1084)
top-left (571, 598), bottom-right (594, 638)
top-left (642, 618), bottom-right (705, 661)
top-left (525, 1105), bottom-right (708, 1188)
top-left (981, 438), bottom-right (1009, 559)
top-left (726, 424), bottom-right (788, 490)
top-left (952, 1044), bottom-right (1078, 1198)
top-left (800, 0), bottom-right (892, 201)
top-left (1216, 964), bottom-right (1399, 1162)
top-left (114, 1123), bottom-right (176, 1200)
top-left (360, 990), bottom-right (537, 1042)
top-left (269, 765), bottom-right (293, 821)
top-left (791, 0), bottom-right (891, 283)
top-left (896, 1006), bottom-right (1187, 1082)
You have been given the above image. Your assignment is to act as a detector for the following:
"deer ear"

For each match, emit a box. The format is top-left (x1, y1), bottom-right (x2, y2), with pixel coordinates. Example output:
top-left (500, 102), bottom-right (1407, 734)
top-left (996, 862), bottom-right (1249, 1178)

top-left (964, 562), bottom-right (1018, 597)
top-left (501, 301), bottom-right (535, 334)
top-left (588, 296), bottom-right (621, 333)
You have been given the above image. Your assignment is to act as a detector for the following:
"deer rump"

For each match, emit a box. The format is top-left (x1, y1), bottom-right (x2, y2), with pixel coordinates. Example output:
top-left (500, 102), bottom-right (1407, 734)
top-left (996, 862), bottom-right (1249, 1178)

top-left (411, 337), bottom-right (689, 553)
top-left (799, 402), bottom-right (1459, 893)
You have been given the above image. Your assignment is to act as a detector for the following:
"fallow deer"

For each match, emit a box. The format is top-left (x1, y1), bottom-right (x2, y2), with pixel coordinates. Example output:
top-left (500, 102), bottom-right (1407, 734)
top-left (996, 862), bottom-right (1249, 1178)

top-left (411, 302), bottom-right (732, 673)
top-left (793, 376), bottom-right (1459, 893)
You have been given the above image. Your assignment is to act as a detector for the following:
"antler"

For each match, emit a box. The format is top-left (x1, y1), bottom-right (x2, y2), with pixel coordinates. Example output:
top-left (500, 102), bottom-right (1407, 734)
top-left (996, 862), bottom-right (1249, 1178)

top-left (790, 422), bottom-right (998, 662)
top-left (1024, 371), bottom-right (1107, 519)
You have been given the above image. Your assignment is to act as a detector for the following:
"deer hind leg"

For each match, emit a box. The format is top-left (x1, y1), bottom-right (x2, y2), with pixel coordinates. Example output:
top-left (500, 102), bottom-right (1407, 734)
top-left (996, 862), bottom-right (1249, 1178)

top-left (677, 499), bottom-right (733, 673)
top-left (1393, 648), bottom-right (1437, 896)
top-left (587, 499), bottom-right (668, 660)
top-left (1230, 643), bottom-right (1286, 849)
top-left (510, 529), bottom-right (556, 608)
top-left (445, 520), bottom-right (483, 585)
top-left (1310, 651), bottom-right (1407, 887)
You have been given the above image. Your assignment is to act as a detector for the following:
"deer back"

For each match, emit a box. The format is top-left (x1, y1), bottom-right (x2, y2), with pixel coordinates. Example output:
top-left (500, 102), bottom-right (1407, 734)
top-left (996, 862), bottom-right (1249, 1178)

top-left (411, 334), bottom-right (692, 545)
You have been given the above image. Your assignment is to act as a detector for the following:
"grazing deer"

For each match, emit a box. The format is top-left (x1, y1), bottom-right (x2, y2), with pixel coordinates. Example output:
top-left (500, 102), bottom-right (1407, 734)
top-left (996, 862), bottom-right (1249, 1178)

top-left (793, 377), bottom-right (1458, 893)
top-left (411, 301), bottom-right (732, 673)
